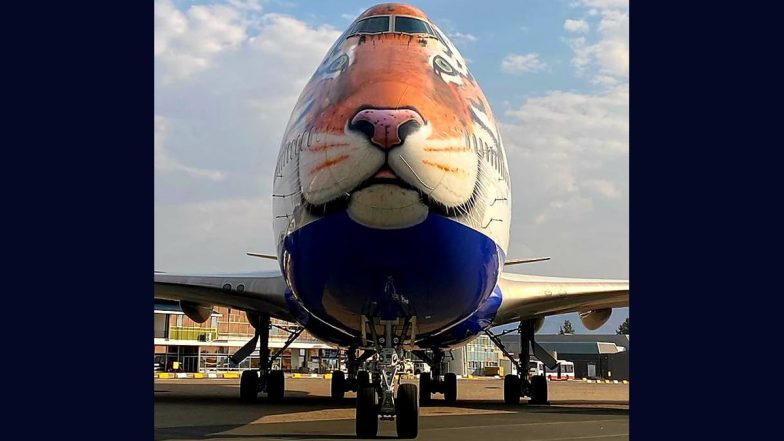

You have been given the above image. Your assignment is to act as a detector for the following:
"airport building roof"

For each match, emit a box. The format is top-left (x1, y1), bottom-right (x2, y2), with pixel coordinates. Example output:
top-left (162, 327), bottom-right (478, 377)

top-left (536, 334), bottom-right (629, 349)
top-left (497, 333), bottom-right (629, 356)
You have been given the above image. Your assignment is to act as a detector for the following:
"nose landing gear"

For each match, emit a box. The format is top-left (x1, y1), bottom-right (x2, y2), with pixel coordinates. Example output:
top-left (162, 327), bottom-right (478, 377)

top-left (353, 315), bottom-right (419, 439)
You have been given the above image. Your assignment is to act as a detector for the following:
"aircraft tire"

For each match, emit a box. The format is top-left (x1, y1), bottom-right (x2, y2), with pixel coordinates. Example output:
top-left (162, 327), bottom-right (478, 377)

top-left (530, 375), bottom-right (548, 404)
top-left (356, 384), bottom-right (378, 438)
top-left (266, 370), bottom-right (285, 402)
top-left (444, 372), bottom-right (457, 404)
top-left (357, 370), bottom-right (370, 386)
top-left (240, 370), bottom-right (258, 403)
top-left (504, 374), bottom-right (520, 405)
top-left (331, 370), bottom-right (346, 400)
top-left (396, 384), bottom-right (419, 439)
top-left (419, 372), bottom-right (431, 405)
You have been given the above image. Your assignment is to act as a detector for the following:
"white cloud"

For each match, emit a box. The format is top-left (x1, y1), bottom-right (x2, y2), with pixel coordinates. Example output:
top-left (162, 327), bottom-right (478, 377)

top-left (564, 19), bottom-right (590, 33)
top-left (250, 13), bottom-right (339, 61)
top-left (501, 53), bottom-right (547, 74)
top-left (584, 179), bottom-right (621, 199)
top-left (226, 0), bottom-right (263, 11)
top-left (155, 115), bottom-right (225, 181)
top-left (448, 31), bottom-right (478, 44)
top-left (504, 85), bottom-right (629, 156)
top-left (155, 0), bottom-right (250, 82)
top-left (566, 0), bottom-right (628, 84)
top-left (155, 197), bottom-right (278, 273)
top-left (500, 85), bottom-right (628, 274)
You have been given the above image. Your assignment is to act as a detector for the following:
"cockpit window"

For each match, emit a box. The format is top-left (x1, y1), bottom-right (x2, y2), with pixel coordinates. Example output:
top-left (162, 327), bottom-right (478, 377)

top-left (394, 16), bottom-right (434, 36)
top-left (350, 16), bottom-right (391, 35)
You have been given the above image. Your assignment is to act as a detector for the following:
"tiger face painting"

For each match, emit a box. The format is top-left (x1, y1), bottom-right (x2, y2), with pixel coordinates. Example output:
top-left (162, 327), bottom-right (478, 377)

top-left (273, 3), bottom-right (511, 250)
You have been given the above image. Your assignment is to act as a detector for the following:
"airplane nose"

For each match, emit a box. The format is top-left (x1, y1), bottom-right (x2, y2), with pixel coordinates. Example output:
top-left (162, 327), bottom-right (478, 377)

top-left (350, 108), bottom-right (424, 150)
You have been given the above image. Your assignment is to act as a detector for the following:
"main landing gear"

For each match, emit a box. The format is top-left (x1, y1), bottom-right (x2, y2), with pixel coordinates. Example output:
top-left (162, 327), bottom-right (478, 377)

top-left (486, 320), bottom-right (552, 405)
top-left (330, 346), bottom-right (375, 400)
top-left (413, 348), bottom-right (457, 405)
top-left (351, 313), bottom-right (419, 439)
top-left (236, 313), bottom-right (303, 403)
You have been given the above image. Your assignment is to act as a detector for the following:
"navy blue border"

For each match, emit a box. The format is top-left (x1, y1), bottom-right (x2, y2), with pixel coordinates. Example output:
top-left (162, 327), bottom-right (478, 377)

top-left (631, 2), bottom-right (778, 437)
top-left (6, 2), bottom-right (152, 438)
top-left (5, 0), bottom-right (779, 438)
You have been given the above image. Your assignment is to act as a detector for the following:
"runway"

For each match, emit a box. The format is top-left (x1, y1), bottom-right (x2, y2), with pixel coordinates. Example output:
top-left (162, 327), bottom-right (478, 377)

top-left (155, 378), bottom-right (629, 440)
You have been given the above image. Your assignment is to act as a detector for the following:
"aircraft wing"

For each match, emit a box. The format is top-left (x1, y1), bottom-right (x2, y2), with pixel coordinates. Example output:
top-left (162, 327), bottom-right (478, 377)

top-left (493, 272), bottom-right (629, 325)
top-left (154, 271), bottom-right (294, 322)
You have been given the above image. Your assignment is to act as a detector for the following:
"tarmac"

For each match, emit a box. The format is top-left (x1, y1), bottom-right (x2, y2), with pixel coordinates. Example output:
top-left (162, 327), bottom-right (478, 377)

top-left (154, 377), bottom-right (629, 441)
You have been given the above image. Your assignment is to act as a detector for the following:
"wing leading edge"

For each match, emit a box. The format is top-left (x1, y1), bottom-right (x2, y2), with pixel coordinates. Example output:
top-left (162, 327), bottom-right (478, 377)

top-left (493, 272), bottom-right (629, 326)
top-left (154, 271), bottom-right (294, 322)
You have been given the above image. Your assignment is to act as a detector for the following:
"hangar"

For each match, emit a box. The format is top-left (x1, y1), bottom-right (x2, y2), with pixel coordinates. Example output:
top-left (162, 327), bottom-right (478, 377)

top-left (497, 333), bottom-right (630, 380)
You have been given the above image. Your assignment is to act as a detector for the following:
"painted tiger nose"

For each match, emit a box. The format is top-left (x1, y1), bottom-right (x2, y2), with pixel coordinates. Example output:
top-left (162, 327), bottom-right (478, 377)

top-left (350, 108), bottom-right (425, 150)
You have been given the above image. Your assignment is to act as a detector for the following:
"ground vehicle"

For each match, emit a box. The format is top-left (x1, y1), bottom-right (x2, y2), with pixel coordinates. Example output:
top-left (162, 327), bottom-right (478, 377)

top-left (413, 361), bottom-right (431, 375)
top-left (545, 360), bottom-right (575, 380)
top-left (528, 360), bottom-right (544, 377)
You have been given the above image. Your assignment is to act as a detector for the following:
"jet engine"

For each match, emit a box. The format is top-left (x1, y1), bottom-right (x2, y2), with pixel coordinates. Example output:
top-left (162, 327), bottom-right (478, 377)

top-left (179, 301), bottom-right (213, 323)
top-left (578, 309), bottom-right (613, 330)
top-left (532, 316), bottom-right (545, 333)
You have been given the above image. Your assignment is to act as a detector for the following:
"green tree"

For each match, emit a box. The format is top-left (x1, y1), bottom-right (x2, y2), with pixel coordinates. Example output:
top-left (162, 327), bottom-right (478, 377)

top-left (616, 317), bottom-right (629, 335)
top-left (559, 320), bottom-right (575, 335)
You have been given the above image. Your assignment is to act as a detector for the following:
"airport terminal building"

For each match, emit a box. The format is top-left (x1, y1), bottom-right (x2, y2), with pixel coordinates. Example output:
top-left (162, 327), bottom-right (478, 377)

top-left (154, 301), bottom-right (334, 373)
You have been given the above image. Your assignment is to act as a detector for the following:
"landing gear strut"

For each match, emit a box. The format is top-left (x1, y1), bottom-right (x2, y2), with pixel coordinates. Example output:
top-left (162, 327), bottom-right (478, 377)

top-left (354, 312), bottom-right (419, 439)
top-left (237, 313), bottom-right (303, 403)
top-left (413, 348), bottom-right (457, 405)
top-left (331, 346), bottom-right (375, 400)
top-left (486, 320), bottom-right (550, 405)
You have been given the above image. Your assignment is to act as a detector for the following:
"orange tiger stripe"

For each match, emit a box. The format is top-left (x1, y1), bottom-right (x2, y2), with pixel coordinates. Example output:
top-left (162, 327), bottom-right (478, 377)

top-left (421, 159), bottom-right (461, 173)
top-left (423, 147), bottom-right (470, 152)
top-left (311, 155), bottom-right (350, 173)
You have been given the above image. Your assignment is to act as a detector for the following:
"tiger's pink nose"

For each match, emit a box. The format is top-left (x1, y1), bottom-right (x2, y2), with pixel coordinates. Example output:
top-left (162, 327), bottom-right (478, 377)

top-left (350, 108), bottom-right (425, 150)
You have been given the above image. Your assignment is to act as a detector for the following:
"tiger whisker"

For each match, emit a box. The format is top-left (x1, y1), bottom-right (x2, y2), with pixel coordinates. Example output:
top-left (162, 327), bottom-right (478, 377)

top-left (398, 154), bottom-right (434, 190)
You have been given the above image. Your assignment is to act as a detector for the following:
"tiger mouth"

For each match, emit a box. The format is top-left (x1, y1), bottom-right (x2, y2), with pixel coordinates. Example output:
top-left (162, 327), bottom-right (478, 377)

top-left (373, 165), bottom-right (397, 179)
top-left (301, 162), bottom-right (479, 219)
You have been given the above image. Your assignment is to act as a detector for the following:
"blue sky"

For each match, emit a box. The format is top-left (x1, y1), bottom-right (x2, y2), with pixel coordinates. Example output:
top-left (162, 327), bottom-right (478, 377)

top-left (155, 0), bottom-right (629, 334)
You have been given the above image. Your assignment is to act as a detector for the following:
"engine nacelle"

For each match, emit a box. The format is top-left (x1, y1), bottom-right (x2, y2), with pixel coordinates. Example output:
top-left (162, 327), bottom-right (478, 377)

top-left (246, 311), bottom-right (261, 329)
top-left (179, 301), bottom-right (213, 323)
top-left (579, 309), bottom-right (613, 330)
top-left (532, 317), bottom-right (545, 333)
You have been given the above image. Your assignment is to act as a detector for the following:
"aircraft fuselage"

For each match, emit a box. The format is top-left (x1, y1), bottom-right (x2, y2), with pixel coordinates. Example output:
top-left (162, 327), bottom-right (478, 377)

top-left (272, 4), bottom-right (511, 348)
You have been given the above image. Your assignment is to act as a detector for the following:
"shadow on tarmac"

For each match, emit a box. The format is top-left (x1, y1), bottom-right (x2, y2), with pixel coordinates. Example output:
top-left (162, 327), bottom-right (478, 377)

top-left (154, 384), bottom-right (628, 440)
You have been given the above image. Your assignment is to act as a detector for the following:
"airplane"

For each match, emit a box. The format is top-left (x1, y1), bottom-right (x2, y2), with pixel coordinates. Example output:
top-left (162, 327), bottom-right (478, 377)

top-left (154, 3), bottom-right (628, 439)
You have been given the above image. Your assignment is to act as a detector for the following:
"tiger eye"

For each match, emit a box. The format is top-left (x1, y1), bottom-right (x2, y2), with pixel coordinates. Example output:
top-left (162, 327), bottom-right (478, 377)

top-left (328, 54), bottom-right (348, 73)
top-left (434, 56), bottom-right (454, 73)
